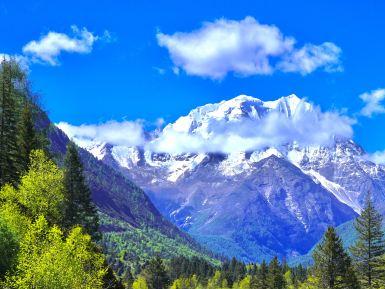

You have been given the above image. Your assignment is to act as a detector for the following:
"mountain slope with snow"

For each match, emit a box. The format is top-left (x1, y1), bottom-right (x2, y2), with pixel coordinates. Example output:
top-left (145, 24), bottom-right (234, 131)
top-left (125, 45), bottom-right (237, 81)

top-left (61, 94), bottom-right (385, 262)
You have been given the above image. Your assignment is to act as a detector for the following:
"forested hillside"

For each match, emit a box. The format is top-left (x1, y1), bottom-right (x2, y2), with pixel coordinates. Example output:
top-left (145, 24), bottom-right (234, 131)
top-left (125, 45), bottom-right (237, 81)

top-left (45, 95), bottom-right (219, 276)
top-left (0, 59), bottom-right (120, 288)
top-left (0, 59), bottom-right (217, 287)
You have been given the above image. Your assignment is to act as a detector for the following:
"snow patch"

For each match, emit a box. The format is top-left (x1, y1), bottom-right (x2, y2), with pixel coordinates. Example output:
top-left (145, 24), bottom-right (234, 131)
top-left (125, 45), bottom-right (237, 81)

top-left (306, 169), bottom-right (362, 213)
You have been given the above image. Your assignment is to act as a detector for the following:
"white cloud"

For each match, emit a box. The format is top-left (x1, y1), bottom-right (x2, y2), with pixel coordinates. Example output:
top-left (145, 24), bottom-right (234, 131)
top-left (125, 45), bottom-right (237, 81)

top-left (57, 120), bottom-right (146, 147)
top-left (22, 26), bottom-right (102, 65)
top-left (157, 17), bottom-right (293, 79)
top-left (359, 88), bottom-right (385, 117)
top-left (148, 106), bottom-right (354, 154)
top-left (157, 16), bottom-right (342, 79)
top-left (364, 150), bottom-right (385, 165)
top-left (278, 42), bottom-right (342, 75)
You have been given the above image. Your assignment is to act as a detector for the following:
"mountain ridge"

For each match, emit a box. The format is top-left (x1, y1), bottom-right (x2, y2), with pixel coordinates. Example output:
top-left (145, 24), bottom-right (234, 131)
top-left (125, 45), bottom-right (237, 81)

top-left (59, 94), bottom-right (385, 262)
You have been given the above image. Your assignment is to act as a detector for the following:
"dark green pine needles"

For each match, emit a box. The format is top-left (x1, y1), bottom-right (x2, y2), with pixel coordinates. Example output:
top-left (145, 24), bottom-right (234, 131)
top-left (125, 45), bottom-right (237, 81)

top-left (313, 226), bottom-right (360, 289)
top-left (0, 60), bottom-right (23, 186)
top-left (63, 142), bottom-right (100, 240)
top-left (350, 194), bottom-right (385, 289)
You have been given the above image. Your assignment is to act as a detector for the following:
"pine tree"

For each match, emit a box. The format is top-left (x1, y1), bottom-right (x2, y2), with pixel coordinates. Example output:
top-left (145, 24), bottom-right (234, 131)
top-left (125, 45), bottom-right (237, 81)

top-left (103, 265), bottom-right (125, 289)
top-left (222, 257), bottom-right (246, 286)
top-left (18, 100), bottom-right (40, 174)
top-left (267, 257), bottom-right (285, 289)
top-left (251, 260), bottom-right (268, 289)
top-left (63, 142), bottom-right (99, 239)
top-left (350, 193), bottom-right (385, 288)
top-left (142, 255), bottom-right (170, 289)
top-left (0, 59), bottom-right (23, 186)
top-left (313, 227), bottom-right (360, 289)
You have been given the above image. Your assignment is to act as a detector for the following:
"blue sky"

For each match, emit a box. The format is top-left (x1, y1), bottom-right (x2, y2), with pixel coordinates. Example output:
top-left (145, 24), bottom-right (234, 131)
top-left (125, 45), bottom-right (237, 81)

top-left (1, 0), bottom-right (385, 154)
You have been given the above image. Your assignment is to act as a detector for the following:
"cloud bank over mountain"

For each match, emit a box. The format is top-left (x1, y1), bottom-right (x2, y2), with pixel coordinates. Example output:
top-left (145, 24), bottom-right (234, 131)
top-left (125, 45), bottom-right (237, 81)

top-left (149, 107), bottom-right (354, 154)
top-left (365, 150), bottom-right (385, 165)
top-left (58, 95), bottom-right (355, 154)
top-left (57, 120), bottom-right (146, 148)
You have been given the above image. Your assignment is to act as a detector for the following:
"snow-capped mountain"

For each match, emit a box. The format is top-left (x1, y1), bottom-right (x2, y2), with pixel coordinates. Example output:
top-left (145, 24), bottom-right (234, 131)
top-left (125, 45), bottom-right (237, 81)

top-left (63, 95), bottom-right (385, 262)
top-left (165, 94), bottom-right (312, 132)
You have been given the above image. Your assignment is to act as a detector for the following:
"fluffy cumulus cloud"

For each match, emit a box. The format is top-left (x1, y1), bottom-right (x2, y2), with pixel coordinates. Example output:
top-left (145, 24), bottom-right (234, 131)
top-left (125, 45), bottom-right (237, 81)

top-left (359, 88), bottom-right (385, 117)
top-left (149, 106), bottom-right (354, 154)
top-left (157, 16), bottom-right (342, 79)
top-left (57, 120), bottom-right (146, 147)
top-left (278, 42), bottom-right (342, 75)
top-left (22, 26), bottom-right (107, 65)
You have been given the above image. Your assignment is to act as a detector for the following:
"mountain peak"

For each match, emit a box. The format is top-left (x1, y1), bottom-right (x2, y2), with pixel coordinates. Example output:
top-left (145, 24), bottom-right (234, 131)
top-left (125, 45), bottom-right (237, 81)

top-left (198, 93), bottom-right (311, 120)
top-left (165, 94), bottom-right (313, 136)
top-left (230, 94), bottom-right (261, 102)
top-left (231, 93), bottom-right (301, 104)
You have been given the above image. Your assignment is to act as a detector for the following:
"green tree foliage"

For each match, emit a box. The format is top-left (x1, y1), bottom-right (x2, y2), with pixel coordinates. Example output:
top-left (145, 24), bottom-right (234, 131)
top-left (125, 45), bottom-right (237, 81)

top-left (100, 213), bottom-right (219, 278)
top-left (207, 271), bottom-right (229, 289)
top-left (0, 59), bottom-right (25, 186)
top-left (129, 255), bottom-right (322, 289)
top-left (0, 60), bottom-right (111, 288)
top-left (298, 276), bottom-right (318, 289)
top-left (267, 256), bottom-right (285, 289)
top-left (284, 270), bottom-right (295, 289)
top-left (64, 142), bottom-right (99, 239)
top-left (232, 275), bottom-right (251, 289)
top-left (0, 199), bottom-right (30, 281)
top-left (0, 58), bottom-right (46, 186)
top-left (0, 217), bottom-right (18, 278)
top-left (5, 216), bottom-right (106, 289)
top-left (17, 150), bottom-right (66, 224)
top-left (284, 267), bottom-right (308, 289)
top-left (170, 275), bottom-right (199, 289)
top-left (142, 255), bottom-right (170, 289)
top-left (168, 256), bottom-right (217, 281)
top-left (102, 265), bottom-right (125, 289)
top-left (133, 276), bottom-right (150, 289)
top-left (0, 198), bottom-right (31, 240)
top-left (18, 100), bottom-right (40, 174)
top-left (0, 147), bottom-right (108, 288)
top-left (0, 150), bottom-right (61, 227)
top-left (350, 194), bottom-right (385, 288)
top-left (313, 227), bottom-right (360, 289)
top-left (290, 265), bottom-right (307, 286)
top-left (222, 257), bottom-right (247, 287)
top-left (251, 260), bottom-right (268, 289)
